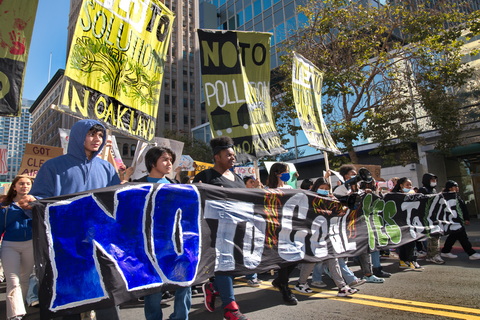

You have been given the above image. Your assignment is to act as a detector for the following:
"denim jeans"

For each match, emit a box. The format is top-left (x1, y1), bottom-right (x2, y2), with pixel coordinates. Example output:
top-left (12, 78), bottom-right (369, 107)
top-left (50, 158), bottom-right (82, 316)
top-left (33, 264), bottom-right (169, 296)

top-left (26, 273), bottom-right (39, 306)
top-left (144, 287), bottom-right (192, 320)
top-left (213, 274), bottom-right (235, 308)
top-left (370, 251), bottom-right (381, 268)
top-left (338, 258), bottom-right (356, 284)
top-left (245, 273), bottom-right (257, 281)
top-left (312, 262), bottom-right (324, 282)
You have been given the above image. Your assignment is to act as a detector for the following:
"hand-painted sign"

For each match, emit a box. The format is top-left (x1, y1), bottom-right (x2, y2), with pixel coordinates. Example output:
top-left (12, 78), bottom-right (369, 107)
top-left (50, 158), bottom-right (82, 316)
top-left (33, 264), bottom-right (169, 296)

top-left (33, 184), bottom-right (461, 317)
top-left (59, 0), bottom-right (174, 141)
top-left (197, 29), bottom-right (285, 161)
top-left (18, 143), bottom-right (64, 177)
top-left (0, 0), bottom-right (38, 116)
top-left (292, 52), bottom-right (340, 154)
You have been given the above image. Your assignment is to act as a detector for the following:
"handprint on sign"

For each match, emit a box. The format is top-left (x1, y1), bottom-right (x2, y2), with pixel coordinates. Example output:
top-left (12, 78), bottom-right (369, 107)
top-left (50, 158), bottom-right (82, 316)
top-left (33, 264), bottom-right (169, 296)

top-left (9, 30), bottom-right (25, 55)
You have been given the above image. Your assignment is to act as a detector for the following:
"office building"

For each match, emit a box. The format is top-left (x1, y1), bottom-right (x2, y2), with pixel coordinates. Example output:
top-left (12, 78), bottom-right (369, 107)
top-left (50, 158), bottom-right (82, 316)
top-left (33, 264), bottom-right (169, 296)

top-left (0, 100), bottom-right (33, 182)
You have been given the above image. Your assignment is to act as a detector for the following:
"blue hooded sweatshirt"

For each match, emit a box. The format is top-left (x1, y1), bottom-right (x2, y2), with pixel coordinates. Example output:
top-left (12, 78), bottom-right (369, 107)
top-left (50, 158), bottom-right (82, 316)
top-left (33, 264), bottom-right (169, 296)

top-left (30, 119), bottom-right (120, 198)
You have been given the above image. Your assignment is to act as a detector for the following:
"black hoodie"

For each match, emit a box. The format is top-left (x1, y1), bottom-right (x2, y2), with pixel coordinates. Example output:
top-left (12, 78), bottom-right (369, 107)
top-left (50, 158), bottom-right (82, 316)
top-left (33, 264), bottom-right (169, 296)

top-left (418, 173), bottom-right (438, 195)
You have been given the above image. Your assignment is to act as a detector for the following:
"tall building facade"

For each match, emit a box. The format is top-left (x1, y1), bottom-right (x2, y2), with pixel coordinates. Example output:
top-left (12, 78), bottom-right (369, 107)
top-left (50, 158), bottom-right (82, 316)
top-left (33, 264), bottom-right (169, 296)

top-left (0, 100), bottom-right (33, 182)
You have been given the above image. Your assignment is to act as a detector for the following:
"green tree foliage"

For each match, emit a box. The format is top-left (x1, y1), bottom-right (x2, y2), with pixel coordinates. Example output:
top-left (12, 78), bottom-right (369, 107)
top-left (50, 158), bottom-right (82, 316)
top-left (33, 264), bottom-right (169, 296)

top-left (276, 0), bottom-right (480, 165)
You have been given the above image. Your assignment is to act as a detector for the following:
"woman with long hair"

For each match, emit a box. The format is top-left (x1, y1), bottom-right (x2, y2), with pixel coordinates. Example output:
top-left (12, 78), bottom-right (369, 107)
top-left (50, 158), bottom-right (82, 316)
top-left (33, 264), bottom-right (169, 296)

top-left (266, 162), bottom-right (292, 189)
top-left (1, 175), bottom-right (35, 320)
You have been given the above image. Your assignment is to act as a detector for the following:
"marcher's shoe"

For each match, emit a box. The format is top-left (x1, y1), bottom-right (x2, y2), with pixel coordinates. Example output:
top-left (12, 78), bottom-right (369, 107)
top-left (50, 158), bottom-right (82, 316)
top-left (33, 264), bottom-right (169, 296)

top-left (28, 300), bottom-right (39, 307)
top-left (373, 267), bottom-right (391, 278)
top-left (363, 275), bottom-right (385, 283)
top-left (426, 254), bottom-right (445, 264)
top-left (440, 252), bottom-right (458, 259)
top-left (337, 285), bottom-right (358, 297)
top-left (294, 282), bottom-right (313, 293)
top-left (410, 261), bottom-right (424, 271)
top-left (162, 291), bottom-right (175, 302)
top-left (348, 278), bottom-right (366, 287)
top-left (246, 278), bottom-right (262, 287)
top-left (399, 260), bottom-right (410, 269)
top-left (224, 301), bottom-right (249, 320)
top-left (272, 279), bottom-right (298, 305)
top-left (416, 250), bottom-right (427, 259)
top-left (310, 281), bottom-right (327, 288)
top-left (202, 281), bottom-right (218, 312)
top-left (469, 253), bottom-right (480, 260)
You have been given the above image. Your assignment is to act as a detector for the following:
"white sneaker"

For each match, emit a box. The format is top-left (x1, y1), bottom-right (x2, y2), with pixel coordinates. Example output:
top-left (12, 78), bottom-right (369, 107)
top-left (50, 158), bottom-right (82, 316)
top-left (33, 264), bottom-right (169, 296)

top-left (294, 282), bottom-right (313, 293)
top-left (337, 285), bottom-right (358, 297)
top-left (469, 253), bottom-right (480, 260)
top-left (440, 252), bottom-right (458, 259)
top-left (426, 254), bottom-right (445, 265)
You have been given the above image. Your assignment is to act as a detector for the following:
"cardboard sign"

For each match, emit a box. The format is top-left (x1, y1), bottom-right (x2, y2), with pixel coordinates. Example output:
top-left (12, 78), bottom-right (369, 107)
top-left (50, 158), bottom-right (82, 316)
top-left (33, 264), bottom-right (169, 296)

top-left (18, 144), bottom-right (64, 177)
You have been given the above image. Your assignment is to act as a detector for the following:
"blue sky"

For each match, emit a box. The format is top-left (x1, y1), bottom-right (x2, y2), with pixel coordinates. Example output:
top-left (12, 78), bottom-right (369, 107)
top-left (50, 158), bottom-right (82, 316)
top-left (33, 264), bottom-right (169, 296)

top-left (23, 0), bottom-right (70, 101)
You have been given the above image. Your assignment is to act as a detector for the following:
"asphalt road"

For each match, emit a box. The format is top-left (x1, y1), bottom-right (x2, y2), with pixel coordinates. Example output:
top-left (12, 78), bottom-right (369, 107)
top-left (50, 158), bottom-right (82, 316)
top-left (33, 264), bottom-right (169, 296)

top-left (2, 245), bottom-right (479, 320)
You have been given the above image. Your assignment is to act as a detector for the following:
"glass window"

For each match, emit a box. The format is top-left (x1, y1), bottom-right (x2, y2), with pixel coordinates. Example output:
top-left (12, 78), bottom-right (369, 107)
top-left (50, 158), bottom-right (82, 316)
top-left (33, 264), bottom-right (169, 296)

top-left (275, 22), bottom-right (286, 43)
top-left (237, 11), bottom-right (244, 26)
top-left (122, 143), bottom-right (128, 156)
top-left (286, 17), bottom-right (296, 37)
top-left (130, 144), bottom-right (136, 157)
top-left (298, 13), bottom-right (308, 28)
top-left (273, 1), bottom-right (282, 11)
top-left (263, 0), bottom-right (272, 10)
top-left (254, 0), bottom-right (262, 16)
top-left (285, 1), bottom-right (295, 19)
top-left (274, 8), bottom-right (284, 25)
top-left (245, 4), bottom-right (252, 22)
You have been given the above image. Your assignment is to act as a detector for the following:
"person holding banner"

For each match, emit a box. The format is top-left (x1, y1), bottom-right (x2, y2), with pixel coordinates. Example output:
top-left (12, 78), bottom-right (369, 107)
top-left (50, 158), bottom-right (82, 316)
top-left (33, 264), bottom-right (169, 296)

top-left (391, 178), bottom-right (425, 271)
top-left (295, 177), bottom-right (359, 297)
top-left (267, 162), bottom-right (299, 305)
top-left (19, 119), bottom-right (121, 320)
top-left (193, 136), bottom-right (248, 320)
top-left (133, 146), bottom-right (192, 320)
top-left (1, 175), bottom-right (35, 320)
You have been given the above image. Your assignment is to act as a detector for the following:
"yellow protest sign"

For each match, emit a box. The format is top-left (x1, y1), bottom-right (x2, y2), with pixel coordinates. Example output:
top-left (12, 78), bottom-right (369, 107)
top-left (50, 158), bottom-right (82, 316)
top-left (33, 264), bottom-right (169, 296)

top-left (197, 29), bottom-right (285, 161)
top-left (0, 0), bottom-right (39, 116)
top-left (60, 0), bottom-right (174, 141)
top-left (18, 144), bottom-right (64, 177)
top-left (292, 52), bottom-right (340, 154)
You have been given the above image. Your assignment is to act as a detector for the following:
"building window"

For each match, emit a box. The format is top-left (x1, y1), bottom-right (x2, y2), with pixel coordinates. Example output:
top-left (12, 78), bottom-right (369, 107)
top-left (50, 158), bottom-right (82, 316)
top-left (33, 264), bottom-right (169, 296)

top-left (122, 143), bottom-right (128, 156)
top-left (130, 144), bottom-right (136, 157)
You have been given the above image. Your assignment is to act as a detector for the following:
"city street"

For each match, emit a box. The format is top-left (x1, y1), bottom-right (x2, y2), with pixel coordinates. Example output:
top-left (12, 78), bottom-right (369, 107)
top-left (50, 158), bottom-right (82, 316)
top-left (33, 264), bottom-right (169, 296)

top-left (2, 220), bottom-right (480, 320)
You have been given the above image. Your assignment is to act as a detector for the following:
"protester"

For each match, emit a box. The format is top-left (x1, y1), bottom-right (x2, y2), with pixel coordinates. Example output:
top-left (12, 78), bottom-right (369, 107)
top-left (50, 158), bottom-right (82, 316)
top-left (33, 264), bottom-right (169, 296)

top-left (440, 180), bottom-right (480, 261)
top-left (193, 136), bottom-right (248, 320)
top-left (391, 178), bottom-right (424, 271)
top-left (1, 175), bottom-right (35, 320)
top-left (266, 162), bottom-right (300, 304)
top-left (333, 165), bottom-right (384, 283)
top-left (19, 119), bottom-right (121, 320)
top-left (295, 177), bottom-right (360, 297)
top-left (418, 173), bottom-right (445, 265)
top-left (300, 178), bottom-right (313, 190)
top-left (133, 146), bottom-right (192, 320)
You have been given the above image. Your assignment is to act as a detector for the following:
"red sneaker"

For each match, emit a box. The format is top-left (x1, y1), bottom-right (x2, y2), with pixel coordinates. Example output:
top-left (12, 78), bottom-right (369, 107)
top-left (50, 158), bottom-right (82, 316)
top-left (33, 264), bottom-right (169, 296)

top-left (224, 301), bottom-right (249, 320)
top-left (202, 281), bottom-right (217, 312)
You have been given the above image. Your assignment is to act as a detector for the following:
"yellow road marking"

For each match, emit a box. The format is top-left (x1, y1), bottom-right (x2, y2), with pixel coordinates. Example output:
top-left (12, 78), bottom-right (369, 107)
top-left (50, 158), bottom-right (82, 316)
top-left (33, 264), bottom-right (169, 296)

top-left (236, 281), bottom-right (480, 319)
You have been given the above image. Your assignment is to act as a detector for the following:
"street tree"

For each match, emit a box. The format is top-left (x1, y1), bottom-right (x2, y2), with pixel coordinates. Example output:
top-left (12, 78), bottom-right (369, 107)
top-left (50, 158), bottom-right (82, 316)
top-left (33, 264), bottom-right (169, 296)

top-left (275, 0), bottom-right (480, 164)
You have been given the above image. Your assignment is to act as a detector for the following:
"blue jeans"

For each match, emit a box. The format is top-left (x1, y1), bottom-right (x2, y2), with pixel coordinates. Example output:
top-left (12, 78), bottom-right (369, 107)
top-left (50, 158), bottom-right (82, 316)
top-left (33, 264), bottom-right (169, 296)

top-left (371, 251), bottom-right (381, 268)
top-left (213, 274), bottom-right (235, 308)
top-left (26, 274), bottom-right (39, 306)
top-left (338, 258), bottom-right (356, 284)
top-left (312, 262), bottom-right (324, 282)
top-left (144, 287), bottom-right (192, 320)
top-left (245, 273), bottom-right (257, 280)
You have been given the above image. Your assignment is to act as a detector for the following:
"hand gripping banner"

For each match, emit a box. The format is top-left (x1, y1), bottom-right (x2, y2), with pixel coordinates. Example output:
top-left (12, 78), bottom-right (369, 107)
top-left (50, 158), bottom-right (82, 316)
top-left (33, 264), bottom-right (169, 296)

top-left (0, 0), bottom-right (38, 116)
top-left (197, 29), bottom-right (285, 161)
top-left (32, 183), bottom-right (462, 317)
top-left (59, 0), bottom-right (174, 141)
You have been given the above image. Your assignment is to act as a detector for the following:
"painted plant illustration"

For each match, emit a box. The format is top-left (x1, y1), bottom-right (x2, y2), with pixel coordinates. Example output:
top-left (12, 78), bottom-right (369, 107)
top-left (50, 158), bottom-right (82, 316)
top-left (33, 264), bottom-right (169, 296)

top-left (69, 36), bottom-right (160, 107)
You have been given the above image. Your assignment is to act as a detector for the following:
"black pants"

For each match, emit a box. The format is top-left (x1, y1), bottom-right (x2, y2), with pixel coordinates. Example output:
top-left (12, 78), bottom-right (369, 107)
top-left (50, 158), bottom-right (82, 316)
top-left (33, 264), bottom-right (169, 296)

top-left (441, 227), bottom-right (476, 256)
top-left (399, 241), bottom-right (416, 262)
top-left (276, 264), bottom-right (297, 285)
